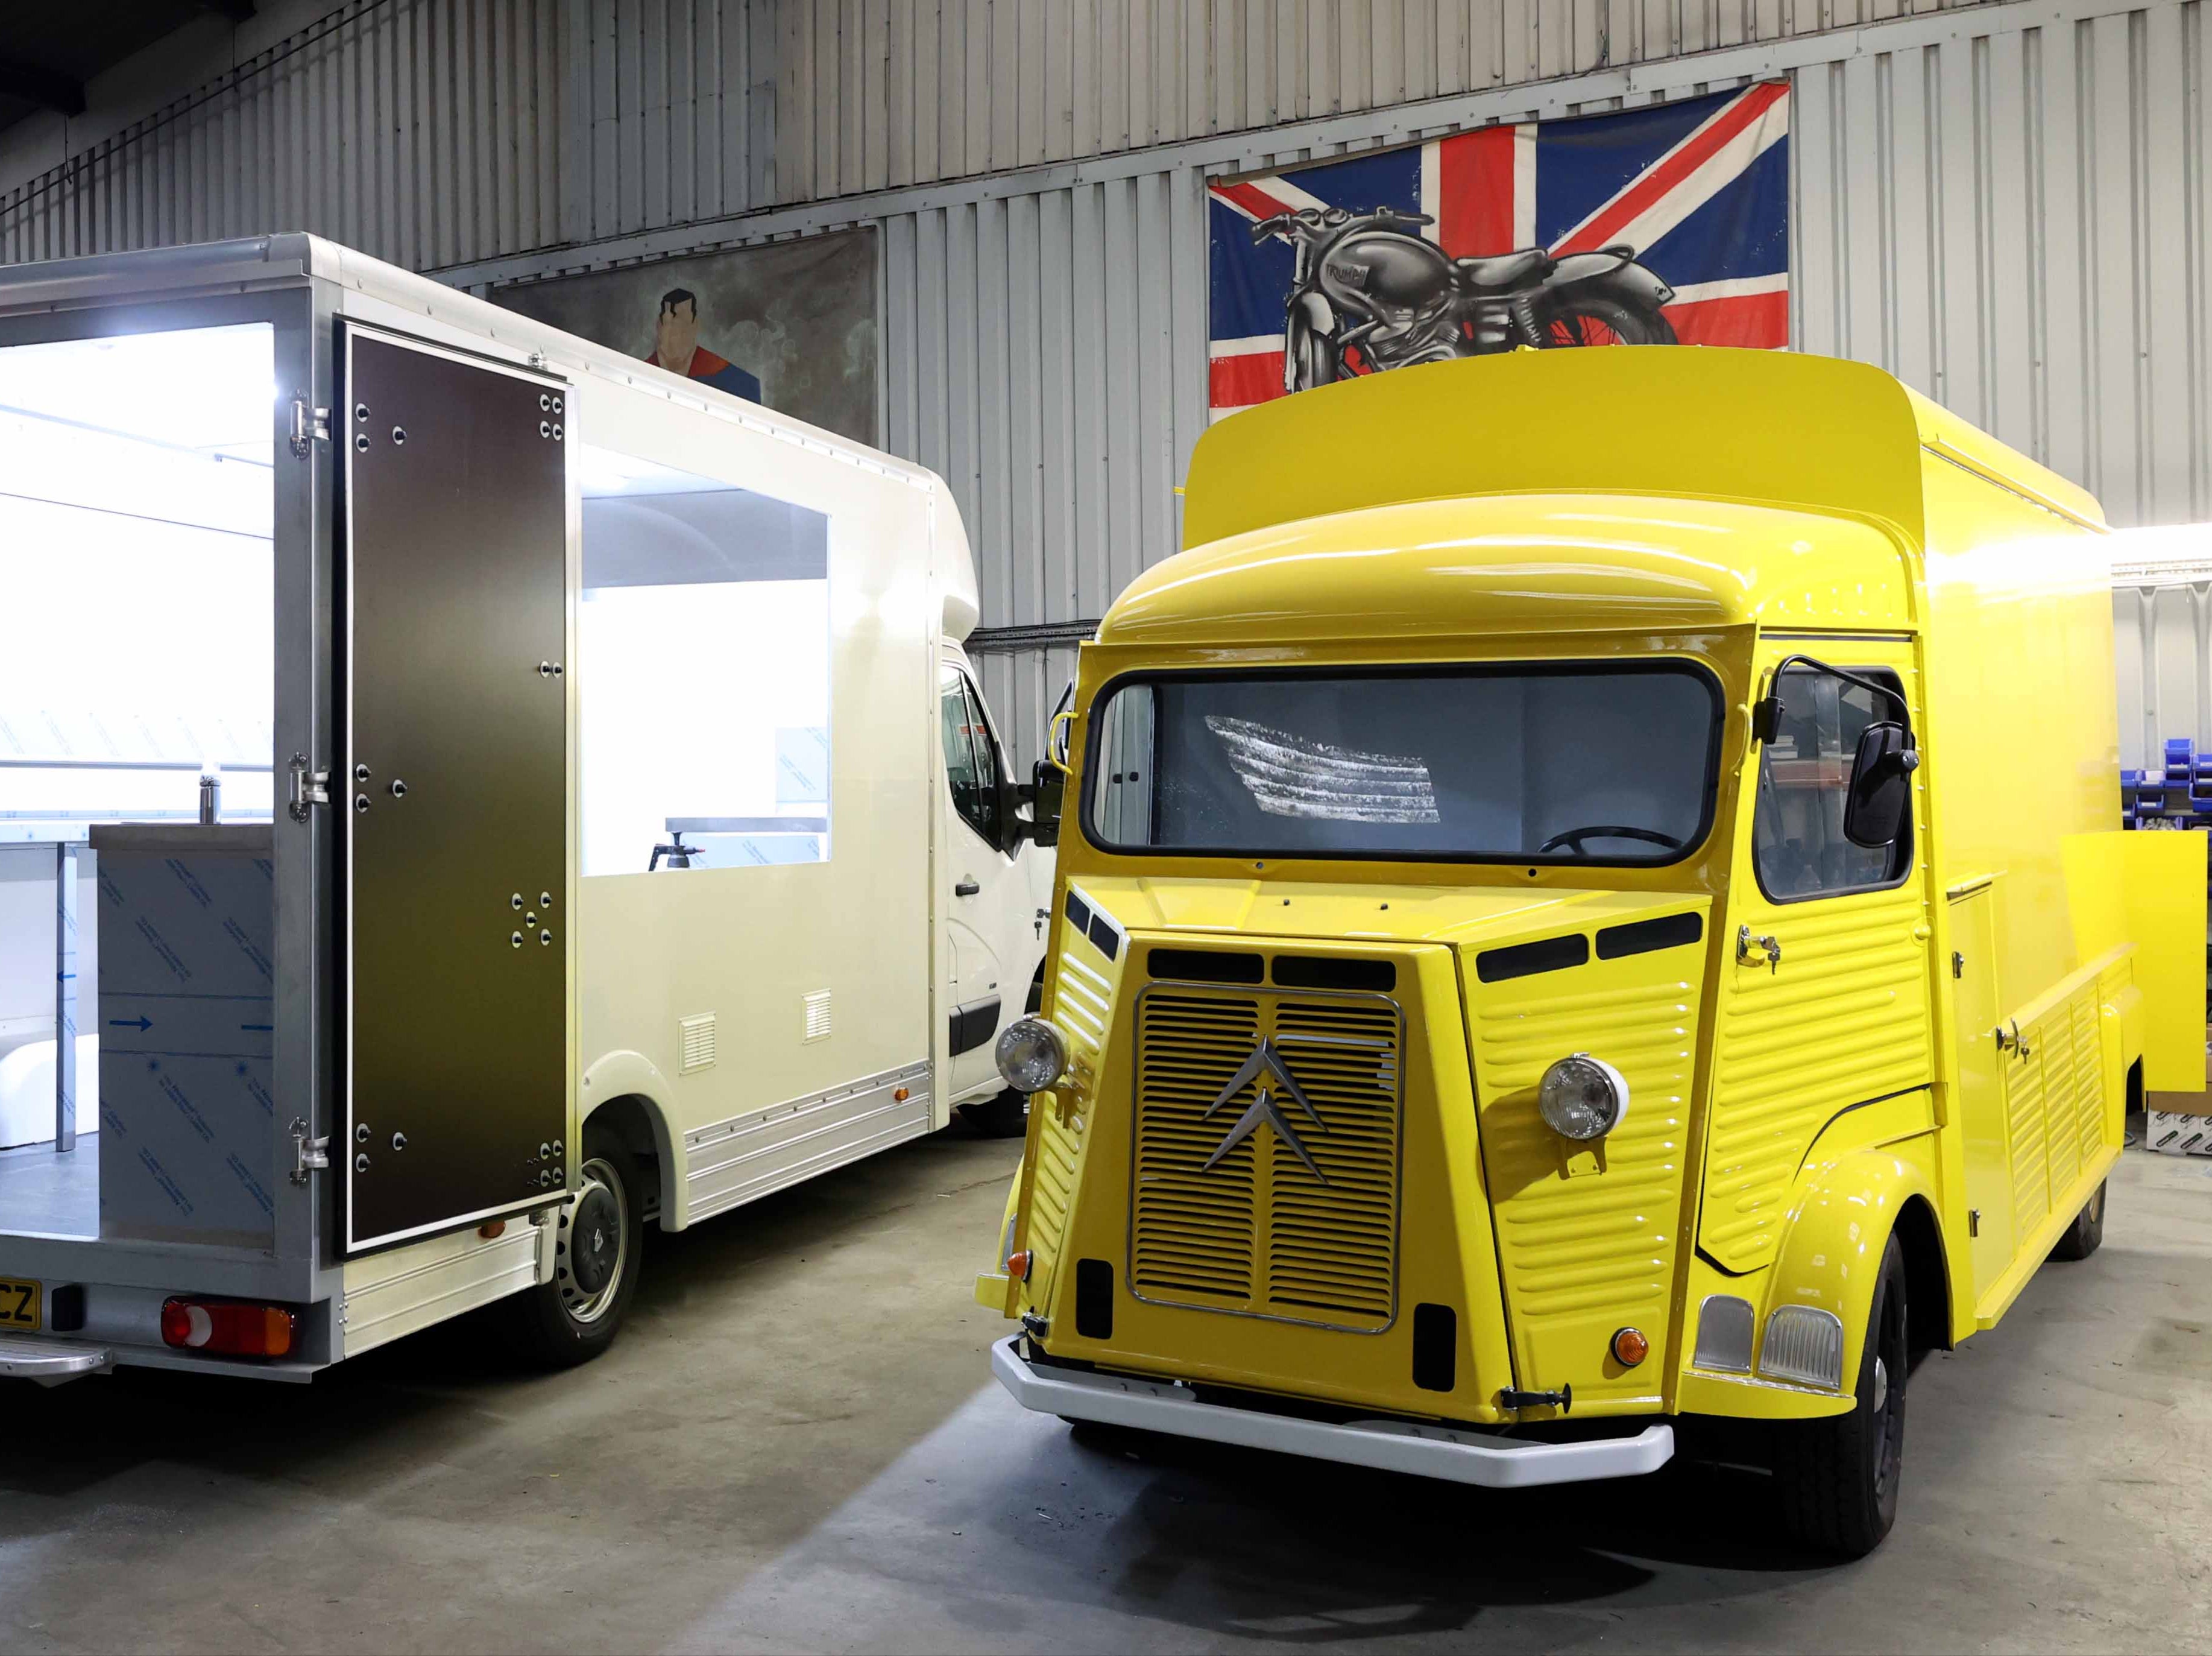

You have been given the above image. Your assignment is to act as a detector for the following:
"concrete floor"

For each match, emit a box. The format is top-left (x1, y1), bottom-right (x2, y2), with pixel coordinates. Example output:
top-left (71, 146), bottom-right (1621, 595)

top-left (1, 1135), bottom-right (2207, 1655)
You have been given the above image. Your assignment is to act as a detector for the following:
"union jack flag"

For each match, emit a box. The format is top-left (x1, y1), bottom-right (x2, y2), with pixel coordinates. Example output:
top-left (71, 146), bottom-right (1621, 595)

top-left (1208, 82), bottom-right (1791, 420)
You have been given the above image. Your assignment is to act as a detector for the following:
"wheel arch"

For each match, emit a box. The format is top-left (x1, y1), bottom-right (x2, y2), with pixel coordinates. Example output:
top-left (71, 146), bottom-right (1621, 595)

top-left (579, 1049), bottom-right (684, 1229)
top-left (1766, 1145), bottom-right (1947, 1392)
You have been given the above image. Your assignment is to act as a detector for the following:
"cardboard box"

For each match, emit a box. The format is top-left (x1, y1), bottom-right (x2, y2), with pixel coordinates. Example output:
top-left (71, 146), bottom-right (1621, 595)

top-left (2147, 1110), bottom-right (2212, 1156)
top-left (2144, 1022), bottom-right (2212, 1155)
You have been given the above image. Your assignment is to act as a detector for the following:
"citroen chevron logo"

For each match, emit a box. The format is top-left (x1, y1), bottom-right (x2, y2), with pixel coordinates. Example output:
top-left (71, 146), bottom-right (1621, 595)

top-left (1201, 1037), bottom-right (1327, 1184)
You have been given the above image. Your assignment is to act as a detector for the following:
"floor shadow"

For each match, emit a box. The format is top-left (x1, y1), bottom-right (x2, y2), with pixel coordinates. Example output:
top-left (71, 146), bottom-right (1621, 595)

top-left (0, 1120), bottom-right (1019, 1508)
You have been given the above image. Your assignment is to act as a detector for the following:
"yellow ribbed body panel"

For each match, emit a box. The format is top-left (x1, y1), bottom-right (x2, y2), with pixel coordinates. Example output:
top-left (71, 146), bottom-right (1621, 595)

top-left (1017, 897), bottom-right (1128, 1302)
top-left (1467, 904), bottom-right (1709, 1407)
top-left (1701, 887), bottom-right (1935, 1271)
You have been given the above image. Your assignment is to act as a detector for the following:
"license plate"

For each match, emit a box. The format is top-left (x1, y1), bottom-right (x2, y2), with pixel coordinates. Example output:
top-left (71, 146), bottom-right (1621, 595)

top-left (0, 1278), bottom-right (39, 1331)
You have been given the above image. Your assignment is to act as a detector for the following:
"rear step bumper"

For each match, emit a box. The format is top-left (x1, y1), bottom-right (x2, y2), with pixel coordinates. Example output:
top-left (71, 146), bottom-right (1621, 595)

top-left (0, 1335), bottom-right (113, 1386)
top-left (992, 1335), bottom-right (1673, 1490)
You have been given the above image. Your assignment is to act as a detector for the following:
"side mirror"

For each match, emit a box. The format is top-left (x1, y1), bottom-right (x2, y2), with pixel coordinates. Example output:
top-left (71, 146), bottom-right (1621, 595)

top-left (1024, 759), bottom-right (1064, 850)
top-left (1844, 721), bottom-right (1918, 848)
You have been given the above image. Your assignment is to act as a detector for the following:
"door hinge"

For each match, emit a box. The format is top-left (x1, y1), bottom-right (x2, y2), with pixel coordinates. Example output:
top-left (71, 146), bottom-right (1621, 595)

top-left (1952, 950), bottom-right (1965, 979)
top-left (289, 396), bottom-right (329, 459)
top-left (289, 1117), bottom-right (330, 1184)
top-left (287, 753), bottom-right (330, 822)
top-left (1968, 1207), bottom-right (1981, 1237)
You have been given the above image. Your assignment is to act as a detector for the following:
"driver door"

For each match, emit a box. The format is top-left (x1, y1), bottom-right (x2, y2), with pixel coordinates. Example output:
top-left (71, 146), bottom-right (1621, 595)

top-left (939, 657), bottom-right (1030, 1099)
top-left (1698, 644), bottom-right (1937, 1274)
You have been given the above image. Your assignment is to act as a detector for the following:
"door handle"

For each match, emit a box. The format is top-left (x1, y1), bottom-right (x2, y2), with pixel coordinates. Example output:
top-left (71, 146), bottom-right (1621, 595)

top-left (1736, 924), bottom-right (1782, 973)
top-left (954, 879), bottom-right (980, 897)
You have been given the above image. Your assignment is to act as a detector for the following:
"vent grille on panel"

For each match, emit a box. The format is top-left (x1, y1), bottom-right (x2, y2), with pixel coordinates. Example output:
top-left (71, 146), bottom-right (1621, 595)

top-left (1129, 975), bottom-right (1402, 1333)
top-left (679, 1013), bottom-right (717, 1073)
top-left (803, 990), bottom-right (832, 1043)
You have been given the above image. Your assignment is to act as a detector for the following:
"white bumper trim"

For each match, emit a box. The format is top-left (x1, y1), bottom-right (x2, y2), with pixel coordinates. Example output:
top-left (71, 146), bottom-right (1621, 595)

top-left (992, 1336), bottom-right (1673, 1490)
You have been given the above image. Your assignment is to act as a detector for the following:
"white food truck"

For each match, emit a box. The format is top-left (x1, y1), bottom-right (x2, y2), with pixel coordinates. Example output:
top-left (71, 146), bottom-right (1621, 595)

top-left (0, 234), bottom-right (1053, 1380)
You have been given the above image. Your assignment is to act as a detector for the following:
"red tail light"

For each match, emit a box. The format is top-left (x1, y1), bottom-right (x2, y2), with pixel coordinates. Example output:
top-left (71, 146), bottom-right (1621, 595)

top-left (160, 1298), bottom-right (297, 1358)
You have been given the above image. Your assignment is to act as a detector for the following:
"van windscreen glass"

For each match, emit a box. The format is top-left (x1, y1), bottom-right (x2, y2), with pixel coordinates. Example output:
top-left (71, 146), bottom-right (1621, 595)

top-left (1086, 666), bottom-right (1719, 864)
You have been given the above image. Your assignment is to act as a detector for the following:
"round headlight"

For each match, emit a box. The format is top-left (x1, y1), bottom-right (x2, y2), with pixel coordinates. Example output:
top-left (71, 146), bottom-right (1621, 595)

top-left (995, 1017), bottom-right (1070, 1094)
top-left (1538, 1053), bottom-right (1629, 1140)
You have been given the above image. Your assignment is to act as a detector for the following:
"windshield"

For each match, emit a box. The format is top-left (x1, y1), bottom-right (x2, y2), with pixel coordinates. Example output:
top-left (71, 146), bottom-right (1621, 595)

top-left (1086, 665), bottom-right (1721, 864)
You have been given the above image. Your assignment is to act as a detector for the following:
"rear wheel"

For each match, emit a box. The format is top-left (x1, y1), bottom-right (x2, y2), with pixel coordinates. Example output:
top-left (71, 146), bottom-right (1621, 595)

top-left (1774, 1232), bottom-right (1909, 1557)
top-left (1542, 294), bottom-right (1677, 347)
top-left (2050, 1179), bottom-right (2106, 1260)
top-left (493, 1122), bottom-right (645, 1368)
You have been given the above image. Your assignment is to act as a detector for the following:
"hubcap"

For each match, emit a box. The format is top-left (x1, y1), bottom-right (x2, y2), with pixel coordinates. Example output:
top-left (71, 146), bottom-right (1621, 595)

top-left (556, 1156), bottom-right (629, 1326)
top-left (1873, 1354), bottom-right (1889, 1414)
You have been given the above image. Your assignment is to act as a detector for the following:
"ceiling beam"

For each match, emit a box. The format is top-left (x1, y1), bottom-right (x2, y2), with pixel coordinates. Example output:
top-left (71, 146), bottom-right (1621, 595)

top-left (0, 59), bottom-right (86, 118)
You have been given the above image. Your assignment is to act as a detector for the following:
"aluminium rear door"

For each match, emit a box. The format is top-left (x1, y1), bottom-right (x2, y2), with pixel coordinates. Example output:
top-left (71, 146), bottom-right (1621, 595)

top-left (340, 324), bottom-right (574, 1253)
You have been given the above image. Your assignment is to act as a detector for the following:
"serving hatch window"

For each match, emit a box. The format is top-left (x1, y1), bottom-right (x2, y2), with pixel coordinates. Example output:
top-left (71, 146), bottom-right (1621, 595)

top-left (1086, 666), bottom-right (1720, 863)
top-left (576, 445), bottom-right (830, 877)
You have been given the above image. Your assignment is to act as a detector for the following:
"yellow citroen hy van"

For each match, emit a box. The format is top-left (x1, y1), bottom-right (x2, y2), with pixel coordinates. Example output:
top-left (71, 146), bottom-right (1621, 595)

top-left (975, 347), bottom-right (2204, 1557)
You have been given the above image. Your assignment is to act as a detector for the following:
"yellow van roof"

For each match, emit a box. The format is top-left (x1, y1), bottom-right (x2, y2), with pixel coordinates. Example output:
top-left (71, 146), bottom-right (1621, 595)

top-left (1176, 347), bottom-right (2099, 553)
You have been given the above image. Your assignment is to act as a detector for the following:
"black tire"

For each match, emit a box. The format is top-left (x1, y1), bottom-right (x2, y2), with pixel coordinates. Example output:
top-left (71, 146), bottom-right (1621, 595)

top-left (2050, 1179), bottom-right (2106, 1260)
top-left (1288, 315), bottom-right (1338, 392)
top-left (1774, 1231), bottom-right (1909, 1558)
top-left (1540, 293), bottom-right (1678, 347)
top-left (962, 1088), bottom-right (1030, 1139)
top-left (493, 1121), bottom-right (645, 1368)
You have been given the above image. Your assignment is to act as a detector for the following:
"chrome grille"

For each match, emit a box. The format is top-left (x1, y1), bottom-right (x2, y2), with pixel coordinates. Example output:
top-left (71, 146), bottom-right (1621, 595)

top-left (1130, 978), bottom-right (1402, 1332)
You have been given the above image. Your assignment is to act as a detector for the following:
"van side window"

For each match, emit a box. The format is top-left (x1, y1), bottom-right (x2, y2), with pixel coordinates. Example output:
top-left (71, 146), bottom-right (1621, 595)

top-left (941, 666), bottom-right (1002, 845)
top-left (1753, 666), bottom-right (1911, 900)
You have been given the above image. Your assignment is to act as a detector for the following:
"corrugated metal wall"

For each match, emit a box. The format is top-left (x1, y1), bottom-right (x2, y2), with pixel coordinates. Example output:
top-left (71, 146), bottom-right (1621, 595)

top-left (3, 0), bottom-right (2025, 259)
top-left (1791, 0), bottom-right (2210, 529)
top-left (901, 0), bottom-right (2212, 758)
top-left (2, 0), bottom-right (2206, 763)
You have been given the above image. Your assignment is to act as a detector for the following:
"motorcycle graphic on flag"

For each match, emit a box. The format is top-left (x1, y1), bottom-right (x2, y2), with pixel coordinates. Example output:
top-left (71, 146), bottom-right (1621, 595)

top-left (1208, 83), bottom-right (1790, 419)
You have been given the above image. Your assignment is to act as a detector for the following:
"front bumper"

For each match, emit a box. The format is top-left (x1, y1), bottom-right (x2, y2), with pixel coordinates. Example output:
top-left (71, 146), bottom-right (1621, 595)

top-left (992, 1335), bottom-right (1674, 1490)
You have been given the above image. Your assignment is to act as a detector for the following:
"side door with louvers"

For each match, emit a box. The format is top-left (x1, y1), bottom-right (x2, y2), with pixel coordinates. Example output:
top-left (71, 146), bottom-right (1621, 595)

top-left (1700, 646), bottom-right (1936, 1274)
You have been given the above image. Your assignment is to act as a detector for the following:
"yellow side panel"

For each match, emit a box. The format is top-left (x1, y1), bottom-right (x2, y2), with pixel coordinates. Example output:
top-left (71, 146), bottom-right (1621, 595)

top-left (1949, 886), bottom-right (2014, 1297)
top-left (1467, 905), bottom-right (1710, 1409)
top-left (2092, 832), bottom-right (2207, 1090)
top-left (1921, 454), bottom-right (2115, 1011)
top-left (2006, 1035), bottom-right (2050, 1235)
top-left (1701, 886), bottom-right (1935, 1271)
top-left (1013, 903), bottom-right (1129, 1310)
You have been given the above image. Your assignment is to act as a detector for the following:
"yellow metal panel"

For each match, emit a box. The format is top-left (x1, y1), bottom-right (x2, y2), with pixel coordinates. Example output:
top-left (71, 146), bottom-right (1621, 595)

top-left (2005, 1037), bottom-right (2050, 1237)
top-left (1702, 886), bottom-right (1936, 1272)
top-left (1464, 902), bottom-right (1710, 1410)
top-left (1011, 896), bottom-right (1130, 1312)
top-left (1920, 458), bottom-right (2117, 1005)
top-left (1035, 930), bottom-right (1525, 1422)
top-left (1103, 493), bottom-right (1914, 649)
top-left (1949, 886), bottom-right (2015, 1296)
top-left (1180, 349), bottom-right (1929, 552)
top-left (2109, 832), bottom-right (2208, 1090)
top-left (1762, 1140), bottom-right (1944, 1402)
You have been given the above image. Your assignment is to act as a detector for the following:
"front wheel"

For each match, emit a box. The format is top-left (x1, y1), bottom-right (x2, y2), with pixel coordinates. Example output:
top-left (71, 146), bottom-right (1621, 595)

top-left (1540, 294), bottom-right (1678, 347)
top-left (1772, 1232), bottom-right (1908, 1557)
top-left (493, 1123), bottom-right (646, 1368)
